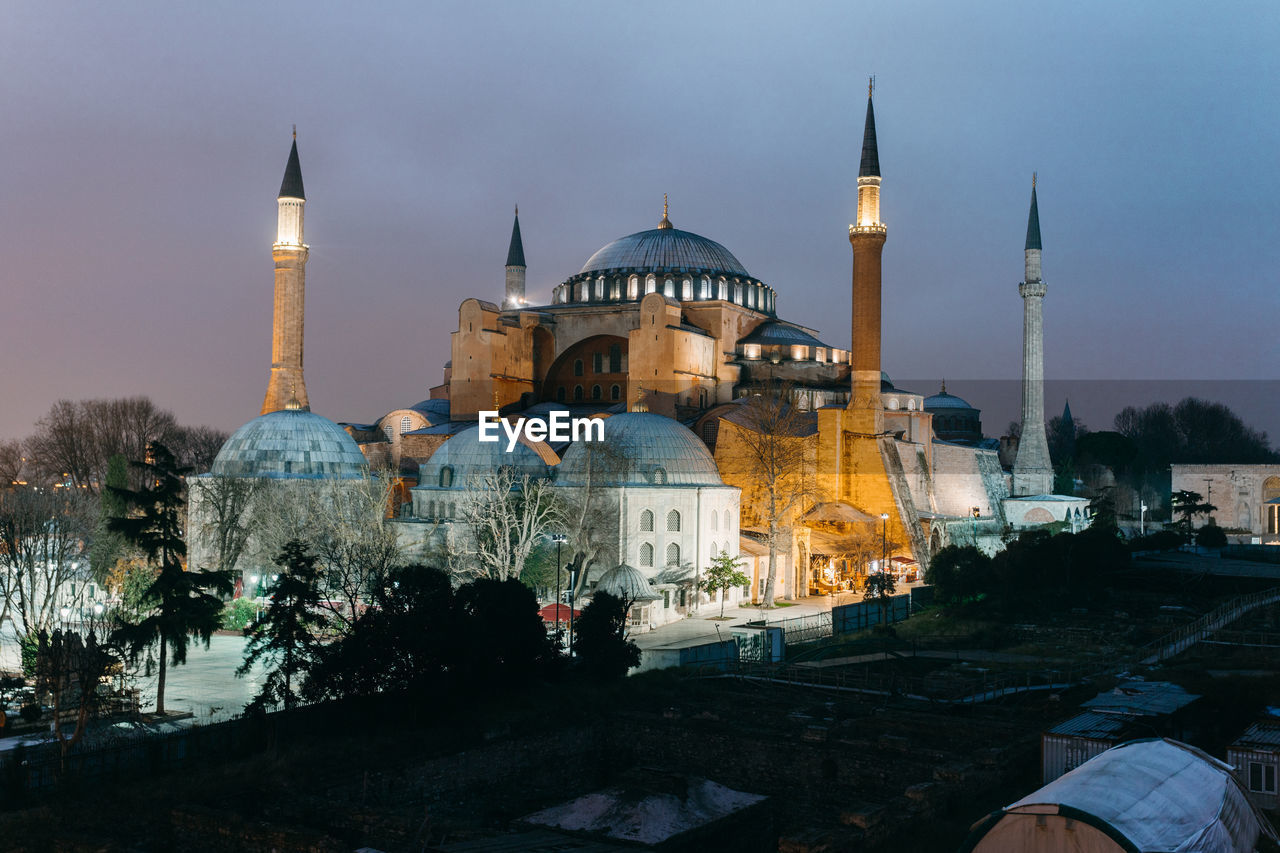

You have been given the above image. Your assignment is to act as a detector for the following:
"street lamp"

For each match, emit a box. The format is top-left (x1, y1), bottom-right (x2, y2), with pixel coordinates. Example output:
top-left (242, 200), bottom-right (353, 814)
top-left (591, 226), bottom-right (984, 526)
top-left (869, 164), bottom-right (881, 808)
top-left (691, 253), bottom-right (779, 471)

top-left (1141, 503), bottom-right (1148, 536)
top-left (549, 533), bottom-right (567, 637)
top-left (568, 567), bottom-right (579, 659)
top-left (880, 513), bottom-right (889, 581)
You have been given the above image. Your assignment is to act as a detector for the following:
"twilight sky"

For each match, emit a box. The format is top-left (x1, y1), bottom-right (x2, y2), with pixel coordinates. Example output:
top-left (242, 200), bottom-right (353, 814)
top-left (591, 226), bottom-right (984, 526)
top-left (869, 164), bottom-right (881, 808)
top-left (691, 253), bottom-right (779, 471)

top-left (2, 2), bottom-right (1277, 443)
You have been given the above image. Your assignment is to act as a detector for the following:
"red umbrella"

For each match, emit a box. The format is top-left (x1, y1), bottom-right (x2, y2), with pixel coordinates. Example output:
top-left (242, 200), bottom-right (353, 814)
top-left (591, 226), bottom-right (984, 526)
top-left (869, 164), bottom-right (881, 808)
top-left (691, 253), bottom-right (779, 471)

top-left (538, 603), bottom-right (580, 624)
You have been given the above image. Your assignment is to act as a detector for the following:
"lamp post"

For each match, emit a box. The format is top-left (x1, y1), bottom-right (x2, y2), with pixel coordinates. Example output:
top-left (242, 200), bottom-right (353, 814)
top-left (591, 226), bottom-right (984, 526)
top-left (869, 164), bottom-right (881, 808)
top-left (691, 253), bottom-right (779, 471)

top-left (568, 567), bottom-right (578, 659)
top-left (550, 533), bottom-right (567, 637)
top-left (1141, 503), bottom-right (1148, 536)
top-left (249, 573), bottom-right (261, 624)
top-left (879, 513), bottom-right (889, 582)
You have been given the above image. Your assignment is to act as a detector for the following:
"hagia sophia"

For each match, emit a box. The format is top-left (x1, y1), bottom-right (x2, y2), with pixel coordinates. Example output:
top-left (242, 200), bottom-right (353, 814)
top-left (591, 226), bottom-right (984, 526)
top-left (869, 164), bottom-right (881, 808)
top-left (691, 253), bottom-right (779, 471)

top-left (189, 88), bottom-right (1089, 623)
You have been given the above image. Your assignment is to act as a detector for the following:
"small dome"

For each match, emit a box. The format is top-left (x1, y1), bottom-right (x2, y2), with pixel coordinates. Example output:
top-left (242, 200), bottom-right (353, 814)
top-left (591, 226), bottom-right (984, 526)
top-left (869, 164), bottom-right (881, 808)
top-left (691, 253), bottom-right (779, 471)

top-left (419, 425), bottom-right (549, 489)
top-left (924, 391), bottom-right (977, 411)
top-left (580, 227), bottom-right (749, 278)
top-left (558, 413), bottom-right (724, 487)
top-left (594, 564), bottom-right (661, 602)
top-left (211, 409), bottom-right (368, 479)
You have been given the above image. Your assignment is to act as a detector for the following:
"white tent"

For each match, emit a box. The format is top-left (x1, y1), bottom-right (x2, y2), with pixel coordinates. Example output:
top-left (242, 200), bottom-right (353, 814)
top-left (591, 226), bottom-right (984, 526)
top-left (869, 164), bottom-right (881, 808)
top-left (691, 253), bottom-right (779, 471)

top-left (963, 738), bottom-right (1279, 852)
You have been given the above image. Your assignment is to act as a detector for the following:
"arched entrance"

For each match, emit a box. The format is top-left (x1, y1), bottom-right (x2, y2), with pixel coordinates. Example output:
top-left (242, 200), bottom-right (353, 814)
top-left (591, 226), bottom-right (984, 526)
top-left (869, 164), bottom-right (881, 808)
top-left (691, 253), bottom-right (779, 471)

top-left (542, 335), bottom-right (628, 404)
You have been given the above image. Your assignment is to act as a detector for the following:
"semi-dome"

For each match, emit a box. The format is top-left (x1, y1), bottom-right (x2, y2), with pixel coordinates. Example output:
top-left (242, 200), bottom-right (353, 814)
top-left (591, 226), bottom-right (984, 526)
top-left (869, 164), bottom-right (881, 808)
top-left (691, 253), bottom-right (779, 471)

top-left (558, 412), bottom-right (724, 487)
top-left (210, 408), bottom-right (368, 479)
top-left (580, 227), bottom-right (750, 278)
top-left (594, 563), bottom-right (661, 602)
top-left (419, 425), bottom-right (550, 489)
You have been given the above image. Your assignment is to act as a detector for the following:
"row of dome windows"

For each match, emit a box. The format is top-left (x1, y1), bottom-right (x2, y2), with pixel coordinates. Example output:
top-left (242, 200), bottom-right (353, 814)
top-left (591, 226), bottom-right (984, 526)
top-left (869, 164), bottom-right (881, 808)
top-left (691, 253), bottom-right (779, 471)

top-left (638, 508), bottom-right (733, 532)
top-left (555, 274), bottom-right (774, 312)
top-left (741, 344), bottom-right (848, 365)
top-left (885, 397), bottom-right (920, 412)
top-left (637, 540), bottom-right (734, 568)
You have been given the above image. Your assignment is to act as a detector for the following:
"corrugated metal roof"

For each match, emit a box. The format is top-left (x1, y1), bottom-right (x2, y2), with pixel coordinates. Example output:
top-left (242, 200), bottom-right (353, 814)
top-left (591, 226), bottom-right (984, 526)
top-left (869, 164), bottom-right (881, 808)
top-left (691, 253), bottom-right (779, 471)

top-left (1233, 722), bottom-right (1280, 750)
top-left (1082, 681), bottom-right (1200, 717)
top-left (579, 227), bottom-right (750, 278)
top-left (1046, 711), bottom-right (1137, 740)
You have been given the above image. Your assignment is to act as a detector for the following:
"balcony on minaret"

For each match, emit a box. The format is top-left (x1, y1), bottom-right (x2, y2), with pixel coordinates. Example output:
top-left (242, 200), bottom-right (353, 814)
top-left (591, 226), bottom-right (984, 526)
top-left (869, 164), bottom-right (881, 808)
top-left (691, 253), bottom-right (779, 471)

top-left (851, 176), bottom-right (886, 234)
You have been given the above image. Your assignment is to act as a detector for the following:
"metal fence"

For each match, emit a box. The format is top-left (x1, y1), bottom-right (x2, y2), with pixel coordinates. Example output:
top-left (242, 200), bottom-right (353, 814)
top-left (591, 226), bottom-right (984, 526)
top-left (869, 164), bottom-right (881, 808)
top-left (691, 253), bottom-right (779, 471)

top-left (1137, 587), bottom-right (1280, 665)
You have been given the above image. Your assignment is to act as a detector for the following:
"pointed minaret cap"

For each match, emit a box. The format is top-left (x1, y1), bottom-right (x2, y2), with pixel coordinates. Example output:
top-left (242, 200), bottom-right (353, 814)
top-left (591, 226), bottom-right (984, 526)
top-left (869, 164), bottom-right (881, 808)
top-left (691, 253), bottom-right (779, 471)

top-left (658, 194), bottom-right (673, 230)
top-left (279, 128), bottom-right (305, 200)
top-left (859, 79), bottom-right (880, 178)
top-left (506, 205), bottom-right (526, 267)
top-left (1062, 397), bottom-right (1072, 424)
top-left (1025, 173), bottom-right (1042, 251)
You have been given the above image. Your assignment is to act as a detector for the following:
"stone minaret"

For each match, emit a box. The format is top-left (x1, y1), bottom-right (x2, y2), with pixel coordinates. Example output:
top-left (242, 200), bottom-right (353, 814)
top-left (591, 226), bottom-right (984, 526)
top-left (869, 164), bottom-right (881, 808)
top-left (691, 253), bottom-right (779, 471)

top-left (503, 206), bottom-right (526, 310)
top-left (1012, 175), bottom-right (1054, 495)
top-left (848, 82), bottom-right (887, 429)
top-left (261, 132), bottom-right (310, 415)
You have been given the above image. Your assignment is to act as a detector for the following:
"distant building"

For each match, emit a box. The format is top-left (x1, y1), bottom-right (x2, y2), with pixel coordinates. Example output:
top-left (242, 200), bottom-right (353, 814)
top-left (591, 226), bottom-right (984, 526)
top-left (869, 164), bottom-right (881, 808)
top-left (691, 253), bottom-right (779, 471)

top-left (1171, 463), bottom-right (1280, 543)
top-left (1229, 720), bottom-right (1280, 811)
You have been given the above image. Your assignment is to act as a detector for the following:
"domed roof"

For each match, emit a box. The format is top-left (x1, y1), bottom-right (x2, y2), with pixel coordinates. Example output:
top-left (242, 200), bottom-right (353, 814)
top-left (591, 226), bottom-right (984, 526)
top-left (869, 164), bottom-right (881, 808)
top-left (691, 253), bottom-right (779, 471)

top-left (558, 413), bottom-right (724, 487)
top-left (419, 425), bottom-right (550, 489)
top-left (594, 564), bottom-right (661, 602)
top-left (924, 388), bottom-right (977, 411)
top-left (579, 227), bottom-right (750, 278)
top-left (210, 409), bottom-right (367, 479)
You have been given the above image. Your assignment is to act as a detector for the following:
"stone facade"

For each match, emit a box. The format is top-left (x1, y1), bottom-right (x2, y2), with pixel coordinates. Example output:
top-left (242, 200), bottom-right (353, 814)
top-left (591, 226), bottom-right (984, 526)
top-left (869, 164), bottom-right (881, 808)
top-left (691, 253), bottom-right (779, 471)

top-left (1171, 463), bottom-right (1280, 541)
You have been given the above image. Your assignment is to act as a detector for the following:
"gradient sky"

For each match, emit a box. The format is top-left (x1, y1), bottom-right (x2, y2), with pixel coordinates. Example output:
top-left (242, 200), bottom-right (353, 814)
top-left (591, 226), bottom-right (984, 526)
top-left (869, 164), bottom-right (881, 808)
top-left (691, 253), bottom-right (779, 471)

top-left (2, 2), bottom-right (1277, 443)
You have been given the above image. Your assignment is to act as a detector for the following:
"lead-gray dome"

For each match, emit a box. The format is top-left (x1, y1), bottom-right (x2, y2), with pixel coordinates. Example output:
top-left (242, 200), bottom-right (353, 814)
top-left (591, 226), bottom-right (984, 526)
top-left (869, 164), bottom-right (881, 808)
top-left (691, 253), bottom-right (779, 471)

top-left (210, 409), bottom-right (368, 479)
top-left (558, 413), bottom-right (724, 487)
top-left (594, 563), bottom-right (661, 602)
top-left (419, 425), bottom-right (550, 489)
top-left (580, 227), bottom-right (750, 278)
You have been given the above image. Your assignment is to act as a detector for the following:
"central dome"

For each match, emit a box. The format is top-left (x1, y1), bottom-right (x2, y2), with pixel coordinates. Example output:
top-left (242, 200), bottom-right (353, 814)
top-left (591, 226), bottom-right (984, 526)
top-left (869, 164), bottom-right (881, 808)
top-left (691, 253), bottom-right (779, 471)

top-left (580, 227), bottom-right (750, 278)
top-left (210, 408), bottom-right (368, 479)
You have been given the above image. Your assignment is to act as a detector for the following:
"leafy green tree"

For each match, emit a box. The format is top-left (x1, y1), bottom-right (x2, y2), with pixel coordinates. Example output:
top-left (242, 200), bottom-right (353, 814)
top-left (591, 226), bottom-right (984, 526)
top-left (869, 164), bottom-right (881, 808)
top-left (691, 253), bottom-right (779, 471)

top-left (303, 564), bottom-right (455, 701)
top-left (573, 591), bottom-right (640, 680)
top-left (1088, 487), bottom-right (1119, 531)
top-left (108, 442), bottom-right (231, 714)
top-left (89, 454), bottom-right (130, 584)
top-left (1170, 489), bottom-right (1216, 542)
top-left (924, 545), bottom-right (992, 603)
top-left (862, 570), bottom-right (897, 626)
top-left (238, 540), bottom-right (324, 711)
top-left (700, 552), bottom-right (749, 618)
top-left (452, 578), bottom-right (559, 687)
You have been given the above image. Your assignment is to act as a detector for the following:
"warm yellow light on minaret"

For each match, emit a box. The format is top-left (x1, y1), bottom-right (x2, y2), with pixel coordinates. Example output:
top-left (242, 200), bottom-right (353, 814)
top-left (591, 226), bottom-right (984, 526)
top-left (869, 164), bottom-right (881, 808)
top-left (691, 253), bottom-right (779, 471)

top-left (855, 176), bottom-right (882, 228)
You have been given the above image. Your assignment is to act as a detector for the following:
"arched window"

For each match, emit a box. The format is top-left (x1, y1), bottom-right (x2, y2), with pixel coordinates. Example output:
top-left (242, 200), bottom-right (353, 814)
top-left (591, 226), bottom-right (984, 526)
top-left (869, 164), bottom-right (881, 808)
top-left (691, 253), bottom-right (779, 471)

top-left (653, 467), bottom-right (667, 485)
top-left (723, 509), bottom-right (731, 530)
top-left (645, 275), bottom-right (657, 294)
top-left (577, 280), bottom-right (588, 301)
top-left (628, 276), bottom-right (639, 299)
top-left (400, 415), bottom-right (412, 433)
top-left (382, 422), bottom-right (395, 441)
top-left (682, 278), bottom-right (693, 300)
top-left (907, 399), bottom-right (917, 411)
top-left (595, 276), bottom-right (605, 299)
top-left (574, 359), bottom-right (584, 377)
top-left (640, 509), bottom-right (654, 532)
top-left (610, 278), bottom-right (620, 299)
top-left (610, 384), bottom-right (621, 401)
top-left (700, 276), bottom-right (710, 299)
top-left (663, 278), bottom-right (675, 297)
top-left (591, 384), bottom-right (602, 400)
top-left (667, 510), bottom-right (681, 532)
top-left (718, 278), bottom-right (728, 300)
top-left (887, 398), bottom-right (899, 411)
top-left (439, 466), bottom-right (454, 488)
top-left (666, 543), bottom-right (680, 565)
top-left (556, 386), bottom-right (566, 402)
top-left (574, 385), bottom-right (584, 401)
top-left (711, 510), bottom-right (718, 531)
top-left (640, 542), bottom-right (654, 567)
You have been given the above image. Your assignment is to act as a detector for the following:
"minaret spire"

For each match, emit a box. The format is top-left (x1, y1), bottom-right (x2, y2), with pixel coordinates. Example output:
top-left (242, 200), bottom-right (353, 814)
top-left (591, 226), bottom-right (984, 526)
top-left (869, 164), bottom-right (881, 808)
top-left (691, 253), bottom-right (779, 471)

top-left (263, 131), bottom-right (310, 414)
top-left (503, 205), bottom-right (527, 309)
top-left (1012, 173), bottom-right (1053, 495)
top-left (850, 83), bottom-right (886, 415)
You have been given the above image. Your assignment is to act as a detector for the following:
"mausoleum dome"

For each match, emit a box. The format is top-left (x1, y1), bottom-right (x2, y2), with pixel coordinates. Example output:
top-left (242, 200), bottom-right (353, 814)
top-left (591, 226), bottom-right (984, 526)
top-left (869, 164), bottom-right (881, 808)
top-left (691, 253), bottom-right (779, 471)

top-left (210, 408), bottom-right (368, 479)
top-left (558, 412), bottom-right (723, 487)
top-left (419, 425), bottom-right (550, 489)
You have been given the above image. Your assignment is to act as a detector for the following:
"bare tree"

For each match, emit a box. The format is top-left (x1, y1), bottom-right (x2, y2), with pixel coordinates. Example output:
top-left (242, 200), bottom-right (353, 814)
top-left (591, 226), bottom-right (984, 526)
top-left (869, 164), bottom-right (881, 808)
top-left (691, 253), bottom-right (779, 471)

top-left (717, 386), bottom-right (816, 607)
top-left (254, 472), bottom-right (404, 633)
top-left (26, 397), bottom-right (180, 493)
top-left (557, 441), bottom-right (627, 598)
top-left (0, 440), bottom-right (25, 487)
top-left (457, 469), bottom-right (562, 583)
top-left (168, 425), bottom-right (230, 473)
top-left (0, 486), bottom-right (95, 638)
top-left (187, 475), bottom-right (264, 575)
top-left (34, 627), bottom-right (116, 771)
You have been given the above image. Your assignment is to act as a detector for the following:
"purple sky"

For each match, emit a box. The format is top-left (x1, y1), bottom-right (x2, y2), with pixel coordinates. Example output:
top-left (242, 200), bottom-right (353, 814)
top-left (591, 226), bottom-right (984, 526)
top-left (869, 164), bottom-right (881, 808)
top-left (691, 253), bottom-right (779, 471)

top-left (2, 2), bottom-right (1277, 443)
